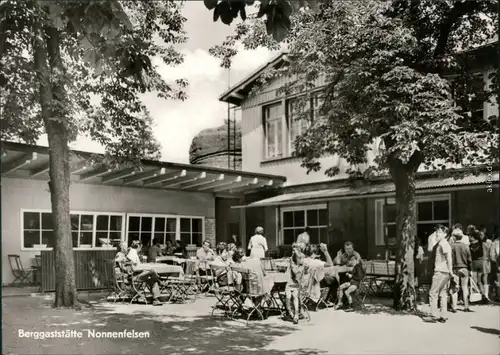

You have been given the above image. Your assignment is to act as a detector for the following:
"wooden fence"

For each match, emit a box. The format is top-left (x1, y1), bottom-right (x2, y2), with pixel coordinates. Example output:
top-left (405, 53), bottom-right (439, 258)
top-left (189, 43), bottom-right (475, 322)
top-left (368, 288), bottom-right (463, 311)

top-left (41, 250), bottom-right (116, 292)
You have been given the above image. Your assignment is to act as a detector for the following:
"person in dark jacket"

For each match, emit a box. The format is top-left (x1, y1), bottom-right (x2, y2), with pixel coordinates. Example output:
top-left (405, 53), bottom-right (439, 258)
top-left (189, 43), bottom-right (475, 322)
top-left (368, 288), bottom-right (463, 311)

top-left (335, 257), bottom-right (365, 310)
top-left (450, 230), bottom-right (473, 312)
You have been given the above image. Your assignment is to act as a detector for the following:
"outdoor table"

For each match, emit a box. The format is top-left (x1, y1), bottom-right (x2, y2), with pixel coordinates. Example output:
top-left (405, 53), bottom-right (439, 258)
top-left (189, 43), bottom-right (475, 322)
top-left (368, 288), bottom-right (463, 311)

top-left (134, 263), bottom-right (184, 276)
top-left (156, 256), bottom-right (186, 264)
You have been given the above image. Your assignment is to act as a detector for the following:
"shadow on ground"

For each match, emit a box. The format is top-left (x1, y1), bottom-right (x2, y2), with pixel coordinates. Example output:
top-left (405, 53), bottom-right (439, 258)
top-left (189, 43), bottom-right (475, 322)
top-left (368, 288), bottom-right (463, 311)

top-left (470, 326), bottom-right (500, 336)
top-left (2, 295), bottom-right (326, 355)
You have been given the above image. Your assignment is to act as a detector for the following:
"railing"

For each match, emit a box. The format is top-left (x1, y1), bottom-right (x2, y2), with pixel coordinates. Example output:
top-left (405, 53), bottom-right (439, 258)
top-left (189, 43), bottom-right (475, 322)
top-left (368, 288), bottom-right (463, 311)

top-left (40, 250), bottom-right (116, 292)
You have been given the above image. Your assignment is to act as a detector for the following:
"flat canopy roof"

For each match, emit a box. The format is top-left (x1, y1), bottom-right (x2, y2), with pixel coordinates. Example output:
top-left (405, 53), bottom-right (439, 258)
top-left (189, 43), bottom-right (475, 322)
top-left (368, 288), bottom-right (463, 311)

top-left (0, 141), bottom-right (286, 197)
top-left (233, 172), bottom-right (498, 208)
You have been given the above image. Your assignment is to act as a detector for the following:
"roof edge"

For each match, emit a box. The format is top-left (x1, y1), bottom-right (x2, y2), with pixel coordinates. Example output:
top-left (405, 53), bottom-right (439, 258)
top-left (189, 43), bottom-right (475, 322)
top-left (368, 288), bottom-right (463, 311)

top-left (219, 52), bottom-right (289, 105)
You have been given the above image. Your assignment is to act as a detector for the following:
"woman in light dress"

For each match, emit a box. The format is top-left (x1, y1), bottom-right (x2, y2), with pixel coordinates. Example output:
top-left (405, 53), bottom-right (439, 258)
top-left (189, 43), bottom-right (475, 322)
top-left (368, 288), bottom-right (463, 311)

top-left (248, 226), bottom-right (268, 259)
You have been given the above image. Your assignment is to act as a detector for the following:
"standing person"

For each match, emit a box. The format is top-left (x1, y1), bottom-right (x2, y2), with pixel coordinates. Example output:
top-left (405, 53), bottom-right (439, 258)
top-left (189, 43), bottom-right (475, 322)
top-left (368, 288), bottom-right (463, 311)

top-left (286, 243), bottom-right (307, 324)
top-left (470, 229), bottom-right (492, 303)
top-left (248, 226), bottom-right (268, 259)
top-left (450, 224), bottom-right (469, 245)
top-left (450, 230), bottom-right (473, 312)
top-left (428, 225), bottom-right (453, 323)
top-left (297, 227), bottom-right (311, 245)
top-left (489, 227), bottom-right (500, 301)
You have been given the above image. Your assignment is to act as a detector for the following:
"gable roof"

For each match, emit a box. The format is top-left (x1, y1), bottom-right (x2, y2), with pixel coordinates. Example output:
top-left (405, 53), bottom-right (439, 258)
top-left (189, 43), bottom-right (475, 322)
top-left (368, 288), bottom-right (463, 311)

top-left (219, 52), bottom-right (288, 106)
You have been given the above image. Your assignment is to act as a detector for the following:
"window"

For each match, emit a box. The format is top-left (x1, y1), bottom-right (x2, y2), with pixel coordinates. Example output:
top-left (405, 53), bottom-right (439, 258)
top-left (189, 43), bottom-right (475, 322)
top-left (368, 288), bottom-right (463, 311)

top-left (126, 214), bottom-right (203, 247)
top-left (287, 92), bottom-right (324, 155)
top-left (22, 210), bottom-right (125, 249)
top-left (375, 195), bottom-right (451, 248)
top-left (282, 205), bottom-right (328, 245)
top-left (23, 212), bottom-right (54, 248)
top-left (450, 73), bottom-right (485, 123)
top-left (180, 217), bottom-right (203, 246)
top-left (264, 102), bottom-right (284, 159)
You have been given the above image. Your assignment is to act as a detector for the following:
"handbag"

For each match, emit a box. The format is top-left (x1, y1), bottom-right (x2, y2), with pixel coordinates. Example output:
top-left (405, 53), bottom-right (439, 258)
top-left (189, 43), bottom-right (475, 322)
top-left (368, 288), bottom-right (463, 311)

top-left (469, 278), bottom-right (482, 303)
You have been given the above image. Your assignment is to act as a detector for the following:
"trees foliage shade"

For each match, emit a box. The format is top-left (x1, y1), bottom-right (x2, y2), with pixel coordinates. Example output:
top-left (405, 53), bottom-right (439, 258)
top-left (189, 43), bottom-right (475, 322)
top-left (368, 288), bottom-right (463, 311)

top-left (211, 0), bottom-right (498, 310)
top-left (0, 0), bottom-right (187, 307)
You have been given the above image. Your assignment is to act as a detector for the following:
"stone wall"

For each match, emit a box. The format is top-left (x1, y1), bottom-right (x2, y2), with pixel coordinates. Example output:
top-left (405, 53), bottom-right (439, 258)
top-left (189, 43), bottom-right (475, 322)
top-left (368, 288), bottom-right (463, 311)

top-left (204, 217), bottom-right (216, 248)
top-left (194, 153), bottom-right (242, 170)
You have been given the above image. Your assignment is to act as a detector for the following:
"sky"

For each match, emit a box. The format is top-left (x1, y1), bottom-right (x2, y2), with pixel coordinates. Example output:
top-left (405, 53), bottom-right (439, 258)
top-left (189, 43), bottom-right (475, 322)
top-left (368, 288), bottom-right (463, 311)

top-left (39, 2), bottom-right (277, 163)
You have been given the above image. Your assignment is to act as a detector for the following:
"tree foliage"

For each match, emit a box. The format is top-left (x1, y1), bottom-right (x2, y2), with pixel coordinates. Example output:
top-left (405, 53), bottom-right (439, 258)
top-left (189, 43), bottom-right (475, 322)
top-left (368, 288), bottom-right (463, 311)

top-left (1, 0), bottom-right (187, 161)
top-left (0, 0), bottom-right (187, 308)
top-left (211, 0), bottom-right (498, 310)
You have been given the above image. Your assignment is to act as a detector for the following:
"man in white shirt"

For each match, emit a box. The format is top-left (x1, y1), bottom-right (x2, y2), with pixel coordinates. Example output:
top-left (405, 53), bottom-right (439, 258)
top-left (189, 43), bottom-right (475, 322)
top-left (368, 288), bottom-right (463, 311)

top-left (428, 225), bottom-right (453, 323)
top-left (127, 241), bottom-right (163, 306)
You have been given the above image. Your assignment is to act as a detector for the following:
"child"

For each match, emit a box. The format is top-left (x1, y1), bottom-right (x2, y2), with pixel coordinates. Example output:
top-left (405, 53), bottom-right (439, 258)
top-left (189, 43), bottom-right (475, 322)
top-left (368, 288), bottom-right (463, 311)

top-left (335, 257), bottom-right (365, 310)
top-left (285, 242), bottom-right (308, 324)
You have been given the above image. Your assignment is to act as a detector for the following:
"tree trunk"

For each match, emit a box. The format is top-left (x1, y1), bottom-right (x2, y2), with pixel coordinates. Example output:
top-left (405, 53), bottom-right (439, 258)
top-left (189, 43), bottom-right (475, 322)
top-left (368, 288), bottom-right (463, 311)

top-left (33, 20), bottom-right (79, 308)
top-left (389, 160), bottom-right (417, 311)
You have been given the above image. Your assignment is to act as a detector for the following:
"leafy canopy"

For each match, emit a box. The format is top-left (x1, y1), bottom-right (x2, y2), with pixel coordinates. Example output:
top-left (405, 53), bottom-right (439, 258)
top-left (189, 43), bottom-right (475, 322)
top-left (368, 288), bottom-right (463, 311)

top-left (211, 0), bottom-right (498, 178)
top-left (0, 0), bottom-right (187, 166)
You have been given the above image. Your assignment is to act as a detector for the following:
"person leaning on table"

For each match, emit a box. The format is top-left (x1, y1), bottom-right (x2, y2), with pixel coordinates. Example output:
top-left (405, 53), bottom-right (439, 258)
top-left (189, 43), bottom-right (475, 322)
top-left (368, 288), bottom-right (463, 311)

top-left (126, 240), bottom-right (163, 306)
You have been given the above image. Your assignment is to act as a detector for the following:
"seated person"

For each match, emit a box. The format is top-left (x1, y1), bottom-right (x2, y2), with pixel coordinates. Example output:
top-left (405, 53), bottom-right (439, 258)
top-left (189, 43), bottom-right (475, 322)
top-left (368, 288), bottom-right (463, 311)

top-left (302, 244), bottom-right (334, 304)
top-left (286, 243), bottom-right (308, 324)
top-left (197, 240), bottom-right (215, 276)
top-left (232, 247), bottom-right (267, 294)
top-left (211, 242), bottom-right (236, 285)
top-left (115, 242), bottom-right (131, 274)
top-left (127, 241), bottom-right (163, 306)
top-left (139, 238), bottom-right (150, 260)
top-left (334, 241), bottom-right (361, 267)
top-left (164, 240), bottom-right (174, 255)
top-left (173, 240), bottom-right (186, 257)
top-left (147, 238), bottom-right (163, 262)
top-left (335, 257), bottom-right (365, 310)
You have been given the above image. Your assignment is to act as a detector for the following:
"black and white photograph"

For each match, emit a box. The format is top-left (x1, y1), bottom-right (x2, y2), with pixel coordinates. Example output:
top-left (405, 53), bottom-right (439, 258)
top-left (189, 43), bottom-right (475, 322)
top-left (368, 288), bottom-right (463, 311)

top-left (1, 0), bottom-right (499, 354)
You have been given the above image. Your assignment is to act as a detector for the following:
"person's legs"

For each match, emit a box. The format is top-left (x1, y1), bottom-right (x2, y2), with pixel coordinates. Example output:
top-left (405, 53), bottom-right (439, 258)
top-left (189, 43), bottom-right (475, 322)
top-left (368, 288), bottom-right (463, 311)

top-left (429, 272), bottom-right (448, 319)
top-left (438, 275), bottom-right (450, 319)
top-left (285, 288), bottom-right (293, 318)
top-left (336, 283), bottom-right (349, 308)
top-left (344, 284), bottom-right (358, 306)
top-left (459, 273), bottom-right (470, 310)
top-left (292, 289), bottom-right (299, 323)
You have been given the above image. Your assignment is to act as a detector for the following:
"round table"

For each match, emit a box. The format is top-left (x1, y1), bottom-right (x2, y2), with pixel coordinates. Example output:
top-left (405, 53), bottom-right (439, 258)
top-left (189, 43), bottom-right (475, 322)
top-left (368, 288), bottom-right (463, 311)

top-left (134, 263), bottom-right (184, 276)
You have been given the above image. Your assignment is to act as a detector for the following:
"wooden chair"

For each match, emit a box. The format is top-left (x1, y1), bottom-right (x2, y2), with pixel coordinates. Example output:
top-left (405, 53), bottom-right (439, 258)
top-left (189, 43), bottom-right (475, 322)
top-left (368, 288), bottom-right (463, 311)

top-left (8, 255), bottom-right (33, 286)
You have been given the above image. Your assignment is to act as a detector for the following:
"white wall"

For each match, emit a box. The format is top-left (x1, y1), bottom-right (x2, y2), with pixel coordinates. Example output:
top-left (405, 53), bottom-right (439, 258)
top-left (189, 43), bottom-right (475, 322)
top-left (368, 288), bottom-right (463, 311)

top-left (1, 177), bottom-right (215, 285)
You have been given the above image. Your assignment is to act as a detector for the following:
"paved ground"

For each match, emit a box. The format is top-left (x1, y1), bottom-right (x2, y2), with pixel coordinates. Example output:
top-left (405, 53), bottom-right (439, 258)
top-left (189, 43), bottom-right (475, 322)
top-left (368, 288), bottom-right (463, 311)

top-left (2, 293), bottom-right (499, 355)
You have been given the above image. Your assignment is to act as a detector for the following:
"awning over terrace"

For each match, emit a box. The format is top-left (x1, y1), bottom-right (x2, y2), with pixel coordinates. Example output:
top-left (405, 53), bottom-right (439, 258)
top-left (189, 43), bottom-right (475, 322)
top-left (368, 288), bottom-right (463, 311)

top-left (232, 172), bottom-right (498, 208)
top-left (0, 141), bottom-right (286, 197)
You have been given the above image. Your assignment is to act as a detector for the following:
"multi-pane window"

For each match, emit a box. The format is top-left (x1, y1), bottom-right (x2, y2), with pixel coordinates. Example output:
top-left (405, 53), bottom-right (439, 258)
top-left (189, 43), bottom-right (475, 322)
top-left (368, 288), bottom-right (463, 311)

top-left (375, 196), bottom-right (450, 248)
top-left (180, 217), bottom-right (203, 247)
top-left (23, 212), bottom-right (54, 248)
top-left (282, 206), bottom-right (328, 245)
top-left (22, 211), bottom-right (124, 249)
top-left (127, 214), bottom-right (203, 247)
top-left (263, 102), bottom-right (284, 159)
top-left (95, 215), bottom-right (123, 247)
top-left (287, 92), bottom-right (324, 155)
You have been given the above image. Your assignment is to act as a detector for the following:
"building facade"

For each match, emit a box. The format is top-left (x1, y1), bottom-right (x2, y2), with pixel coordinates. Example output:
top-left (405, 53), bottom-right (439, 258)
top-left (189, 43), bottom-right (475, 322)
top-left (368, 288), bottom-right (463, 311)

top-left (219, 45), bottom-right (499, 258)
top-left (0, 142), bottom-right (285, 284)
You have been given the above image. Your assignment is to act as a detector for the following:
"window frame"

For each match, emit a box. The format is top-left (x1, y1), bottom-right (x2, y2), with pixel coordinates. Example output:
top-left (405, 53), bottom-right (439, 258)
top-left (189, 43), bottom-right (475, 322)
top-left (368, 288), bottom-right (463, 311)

top-left (286, 91), bottom-right (324, 156)
top-left (280, 204), bottom-right (328, 245)
top-left (20, 209), bottom-right (126, 251)
top-left (263, 102), bottom-right (285, 159)
top-left (374, 194), bottom-right (451, 247)
top-left (125, 213), bottom-right (205, 247)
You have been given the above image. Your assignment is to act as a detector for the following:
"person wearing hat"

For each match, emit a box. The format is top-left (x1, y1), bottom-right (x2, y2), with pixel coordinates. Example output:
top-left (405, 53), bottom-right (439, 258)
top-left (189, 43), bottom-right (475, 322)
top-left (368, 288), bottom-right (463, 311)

top-left (248, 226), bottom-right (268, 259)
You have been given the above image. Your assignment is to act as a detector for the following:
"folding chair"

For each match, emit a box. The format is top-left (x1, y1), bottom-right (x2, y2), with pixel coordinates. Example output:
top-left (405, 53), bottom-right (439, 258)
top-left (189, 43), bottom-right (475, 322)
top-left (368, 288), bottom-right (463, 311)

top-left (230, 268), bottom-right (271, 326)
top-left (197, 261), bottom-right (216, 294)
top-left (166, 266), bottom-right (197, 303)
top-left (210, 264), bottom-right (238, 317)
top-left (261, 257), bottom-right (275, 272)
top-left (8, 255), bottom-right (34, 286)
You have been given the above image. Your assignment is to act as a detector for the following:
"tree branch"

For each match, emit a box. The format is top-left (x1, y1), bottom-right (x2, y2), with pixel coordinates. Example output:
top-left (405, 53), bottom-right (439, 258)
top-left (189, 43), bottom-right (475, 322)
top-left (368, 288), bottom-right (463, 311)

top-left (433, 0), bottom-right (483, 59)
